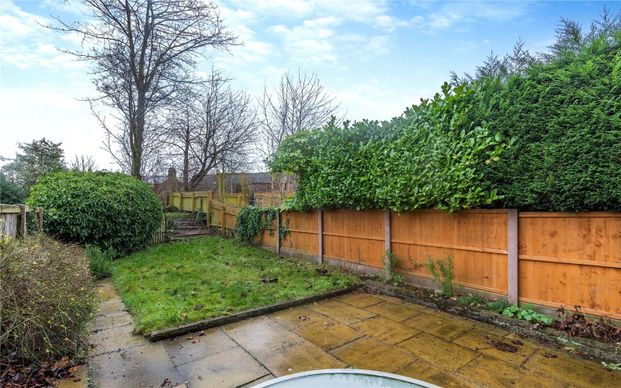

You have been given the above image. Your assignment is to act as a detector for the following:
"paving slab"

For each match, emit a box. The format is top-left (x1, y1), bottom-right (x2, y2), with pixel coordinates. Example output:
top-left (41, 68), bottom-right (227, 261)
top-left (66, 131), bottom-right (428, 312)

top-left (175, 346), bottom-right (268, 387)
top-left (397, 359), bottom-right (474, 388)
top-left (333, 293), bottom-right (384, 308)
top-left (351, 315), bottom-right (419, 344)
top-left (89, 343), bottom-right (182, 387)
top-left (222, 316), bottom-right (303, 359)
top-left (309, 299), bottom-right (376, 325)
top-left (295, 320), bottom-right (363, 350)
top-left (366, 301), bottom-right (420, 322)
top-left (257, 341), bottom-right (346, 377)
top-left (458, 355), bottom-right (564, 388)
top-left (524, 348), bottom-right (621, 387)
top-left (269, 306), bottom-right (333, 330)
top-left (163, 328), bottom-right (238, 367)
top-left (331, 336), bottom-right (414, 373)
top-left (88, 324), bottom-right (147, 356)
top-left (398, 333), bottom-right (478, 371)
top-left (403, 312), bottom-right (476, 341)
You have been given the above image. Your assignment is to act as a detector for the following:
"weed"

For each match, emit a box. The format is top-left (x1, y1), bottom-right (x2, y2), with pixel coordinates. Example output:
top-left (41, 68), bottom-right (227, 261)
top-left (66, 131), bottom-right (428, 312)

top-left (485, 299), bottom-right (512, 313)
top-left (457, 294), bottom-right (486, 306)
top-left (85, 245), bottom-right (116, 280)
top-left (426, 256), bottom-right (454, 298)
top-left (501, 304), bottom-right (553, 325)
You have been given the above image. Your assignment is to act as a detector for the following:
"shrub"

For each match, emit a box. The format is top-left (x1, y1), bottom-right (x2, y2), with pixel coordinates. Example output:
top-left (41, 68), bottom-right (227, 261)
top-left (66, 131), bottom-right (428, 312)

top-left (270, 84), bottom-right (506, 212)
top-left (0, 235), bottom-right (96, 365)
top-left (0, 173), bottom-right (26, 204)
top-left (27, 171), bottom-right (162, 255)
top-left (236, 206), bottom-right (279, 244)
top-left (86, 245), bottom-right (115, 279)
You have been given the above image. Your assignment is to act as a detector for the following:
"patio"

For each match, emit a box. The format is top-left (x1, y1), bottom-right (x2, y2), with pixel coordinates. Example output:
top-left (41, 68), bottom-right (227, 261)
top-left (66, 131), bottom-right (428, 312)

top-left (84, 281), bottom-right (619, 387)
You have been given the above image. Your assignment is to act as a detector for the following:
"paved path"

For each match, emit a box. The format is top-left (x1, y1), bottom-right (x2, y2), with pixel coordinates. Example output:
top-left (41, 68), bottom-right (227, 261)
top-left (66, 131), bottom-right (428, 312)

top-left (86, 280), bottom-right (620, 387)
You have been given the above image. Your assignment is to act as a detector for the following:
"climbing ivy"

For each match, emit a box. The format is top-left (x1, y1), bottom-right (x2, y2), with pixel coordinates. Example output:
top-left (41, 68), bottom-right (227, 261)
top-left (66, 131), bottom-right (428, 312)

top-left (236, 206), bottom-right (284, 245)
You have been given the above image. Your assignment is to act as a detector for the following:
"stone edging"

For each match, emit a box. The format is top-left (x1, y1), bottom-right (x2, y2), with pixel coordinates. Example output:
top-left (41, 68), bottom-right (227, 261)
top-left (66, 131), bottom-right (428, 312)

top-left (146, 285), bottom-right (361, 341)
top-left (363, 280), bottom-right (621, 365)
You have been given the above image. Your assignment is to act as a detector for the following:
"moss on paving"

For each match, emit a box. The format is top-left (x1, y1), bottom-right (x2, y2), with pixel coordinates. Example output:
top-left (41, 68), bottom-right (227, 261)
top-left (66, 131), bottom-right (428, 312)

top-left (112, 236), bottom-right (359, 333)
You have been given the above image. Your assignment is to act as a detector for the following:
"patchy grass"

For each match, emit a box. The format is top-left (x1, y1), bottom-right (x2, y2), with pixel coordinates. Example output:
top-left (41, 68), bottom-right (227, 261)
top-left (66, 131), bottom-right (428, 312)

top-left (164, 212), bottom-right (189, 219)
top-left (112, 237), bottom-right (359, 333)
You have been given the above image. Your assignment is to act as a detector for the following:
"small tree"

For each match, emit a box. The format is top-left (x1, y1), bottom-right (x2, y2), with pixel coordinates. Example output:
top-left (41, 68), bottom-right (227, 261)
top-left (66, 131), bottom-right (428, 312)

top-left (1, 138), bottom-right (66, 190)
top-left (0, 173), bottom-right (26, 204)
top-left (71, 155), bottom-right (98, 172)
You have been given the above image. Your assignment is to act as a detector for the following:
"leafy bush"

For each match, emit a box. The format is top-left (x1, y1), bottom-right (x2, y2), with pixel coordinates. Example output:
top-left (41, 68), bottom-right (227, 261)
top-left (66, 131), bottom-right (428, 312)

top-left (27, 171), bottom-right (162, 255)
top-left (86, 245), bottom-right (115, 279)
top-left (0, 235), bottom-right (96, 365)
top-left (270, 84), bottom-right (506, 212)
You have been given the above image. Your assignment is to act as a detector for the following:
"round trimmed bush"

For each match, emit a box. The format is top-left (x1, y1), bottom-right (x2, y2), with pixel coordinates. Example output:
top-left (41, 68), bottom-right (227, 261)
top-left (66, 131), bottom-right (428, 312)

top-left (27, 171), bottom-right (162, 255)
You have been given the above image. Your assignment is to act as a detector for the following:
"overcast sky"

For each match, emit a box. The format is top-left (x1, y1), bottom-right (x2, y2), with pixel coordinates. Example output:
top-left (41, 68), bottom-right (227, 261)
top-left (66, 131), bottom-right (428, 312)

top-left (0, 0), bottom-right (612, 171)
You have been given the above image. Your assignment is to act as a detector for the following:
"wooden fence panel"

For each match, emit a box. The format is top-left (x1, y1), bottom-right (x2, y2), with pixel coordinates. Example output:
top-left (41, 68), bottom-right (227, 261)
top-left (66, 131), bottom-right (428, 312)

top-left (323, 209), bottom-right (385, 268)
top-left (281, 211), bottom-right (318, 256)
top-left (518, 212), bottom-right (621, 318)
top-left (391, 210), bottom-right (509, 294)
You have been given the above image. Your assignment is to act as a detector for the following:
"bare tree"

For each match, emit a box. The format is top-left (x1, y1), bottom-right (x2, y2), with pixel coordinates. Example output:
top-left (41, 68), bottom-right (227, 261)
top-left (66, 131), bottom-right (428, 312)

top-left (52, 0), bottom-right (238, 180)
top-left (164, 70), bottom-right (257, 190)
top-left (71, 155), bottom-right (98, 172)
top-left (259, 70), bottom-right (339, 162)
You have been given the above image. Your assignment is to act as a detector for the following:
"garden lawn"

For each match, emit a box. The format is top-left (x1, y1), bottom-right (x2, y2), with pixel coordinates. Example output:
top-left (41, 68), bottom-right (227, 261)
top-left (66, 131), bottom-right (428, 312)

top-left (112, 236), bottom-right (359, 334)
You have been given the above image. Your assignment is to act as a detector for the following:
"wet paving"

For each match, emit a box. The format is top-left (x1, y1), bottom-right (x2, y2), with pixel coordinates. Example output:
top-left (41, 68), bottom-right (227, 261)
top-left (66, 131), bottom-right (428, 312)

top-left (81, 280), bottom-right (620, 387)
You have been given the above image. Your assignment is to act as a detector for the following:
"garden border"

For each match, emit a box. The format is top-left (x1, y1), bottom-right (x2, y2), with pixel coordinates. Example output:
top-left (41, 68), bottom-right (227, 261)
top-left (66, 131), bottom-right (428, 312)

top-left (146, 284), bottom-right (360, 341)
top-left (363, 280), bottom-right (621, 365)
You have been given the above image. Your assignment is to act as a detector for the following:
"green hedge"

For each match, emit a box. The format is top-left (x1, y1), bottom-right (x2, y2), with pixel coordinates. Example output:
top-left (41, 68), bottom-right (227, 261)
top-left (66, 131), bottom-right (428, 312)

top-left (270, 84), bottom-right (506, 212)
top-left (482, 34), bottom-right (621, 211)
top-left (270, 33), bottom-right (621, 213)
top-left (27, 171), bottom-right (162, 255)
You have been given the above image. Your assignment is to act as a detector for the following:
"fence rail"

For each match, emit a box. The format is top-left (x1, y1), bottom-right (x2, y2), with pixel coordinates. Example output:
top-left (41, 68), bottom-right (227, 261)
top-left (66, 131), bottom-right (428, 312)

top-left (167, 192), bottom-right (621, 319)
top-left (0, 204), bottom-right (44, 238)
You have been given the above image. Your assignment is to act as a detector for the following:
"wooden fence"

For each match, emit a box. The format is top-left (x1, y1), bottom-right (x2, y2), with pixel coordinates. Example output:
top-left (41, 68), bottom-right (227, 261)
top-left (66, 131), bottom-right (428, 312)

top-left (255, 209), bottom-right (621, 319)
top-left (166, 191), bottom-right (621, 319)
top-left (0, 204), bottom-right (43, 238)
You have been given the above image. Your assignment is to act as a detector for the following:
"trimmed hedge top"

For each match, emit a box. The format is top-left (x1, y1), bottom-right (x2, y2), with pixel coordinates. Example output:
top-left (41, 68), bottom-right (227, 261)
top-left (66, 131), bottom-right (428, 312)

top-left (28, 171), bottom-right (162, 255)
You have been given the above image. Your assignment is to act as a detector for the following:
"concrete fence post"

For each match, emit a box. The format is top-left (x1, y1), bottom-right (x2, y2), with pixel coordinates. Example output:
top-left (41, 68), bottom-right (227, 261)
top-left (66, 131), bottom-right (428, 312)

top-left (317, 209), bottom-right (323, 264)
top-left (37, 207), bottom-right (44, 231)
top-left (507, 209), bottom-right (519, 305)
top-left (18, 205), bottom-right (27, 237)
top-left (275, 210), bottom-right (281, 255)
top-left (384, 210), bottom-right (392, 276)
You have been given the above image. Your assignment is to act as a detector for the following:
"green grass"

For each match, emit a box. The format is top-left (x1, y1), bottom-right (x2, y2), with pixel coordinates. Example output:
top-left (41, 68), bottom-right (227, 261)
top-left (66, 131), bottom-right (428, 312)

top-left (164, 211), bottom-right (190, 219)
top-left (112, 237), bottom-right (359, 333)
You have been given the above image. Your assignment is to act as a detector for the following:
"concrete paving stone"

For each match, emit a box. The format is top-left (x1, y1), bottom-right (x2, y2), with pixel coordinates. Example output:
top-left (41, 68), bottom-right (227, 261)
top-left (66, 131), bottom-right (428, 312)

top-left (377, 294), bottom-right (406, 304)
top-left (175, 346), bottom-right (268, 388)
top-left (88, 324), bottom-right (147, 356)
top-left (451, 327), bottom-right (506, 351)
top-left (398, 333), bottom-right (478, 371)
top-left (334, 293), bottom-right (385, 308)
top-left (96, 280), bottom-right (118, 301)
top-left (238, 374), bottom-right (275, 387)
top-left (258, 340), bottom-right (346, 377)
top-left (89, 310), bottom-right (134, 332)
top-left (458, 355), bottom-right (565, 388)
top-left (89, 342), bottom-right (182, 387)
top-left (397, 359), bottom-right (475, 388)
top-left (403, 312), bottom-right (476, 341)
top-left (309, 300), bottom-right (376, 325)
top-left (331, 336), bottom-right (414, 373)
top-left (295, 320), bottom-right (363, 350)
top-left (163, 328), bottom-right (238, 367)
top-left (222, 316), bottom-right (303, 358)
top-left (478, 332), bottom-right (539, 366)
top-left (365, 302), bottom-right (420, 322)
top-left (269, 306), bottom-right (334, 330)
top-left (524, 348), bottom-right (621, 388)
top-left (96, 298), bottom-right (126, 316)
top-left (351, 316), bottom-right (419, 344)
